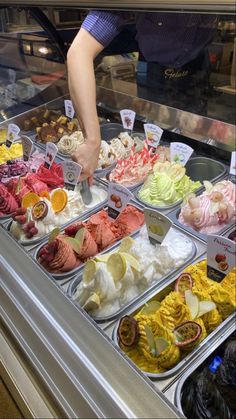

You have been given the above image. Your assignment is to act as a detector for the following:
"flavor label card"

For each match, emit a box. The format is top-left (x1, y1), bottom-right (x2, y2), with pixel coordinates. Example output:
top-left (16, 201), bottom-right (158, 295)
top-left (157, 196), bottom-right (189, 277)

top-left (144, 209), bottom-right (173, 244)
top-left (62, 161), bottom-right (82, 190)
top-left (44, 142), bottom-right (58, 169)
top-left (22, 136), bottom-right (33, 161)
top-left (229, 151), bottom-right (236, 176)
top-left (170, 142), bottom-right (194, 166)
top-left (120, 109), bottom-right (136, 131)
top-left (64, 99), bottom-right (75, 119)
top-left (108, 183), bottom-right (133, 219)
top-left (207, 235), bottom-right (236, 282)
top-left (6, 123), bottom-right (21, 148)
top-left (144, 123), bottom-right (163, 148)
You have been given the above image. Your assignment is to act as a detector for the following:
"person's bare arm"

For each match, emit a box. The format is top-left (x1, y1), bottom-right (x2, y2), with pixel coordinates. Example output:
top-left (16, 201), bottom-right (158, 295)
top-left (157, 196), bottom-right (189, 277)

top-left (67, 28), bottom-right (104, 179)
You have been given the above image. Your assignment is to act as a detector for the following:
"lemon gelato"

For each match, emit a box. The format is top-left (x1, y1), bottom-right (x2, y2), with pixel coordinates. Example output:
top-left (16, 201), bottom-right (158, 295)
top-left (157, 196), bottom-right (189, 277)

top-left (0, 143), bottom-right (23, 164)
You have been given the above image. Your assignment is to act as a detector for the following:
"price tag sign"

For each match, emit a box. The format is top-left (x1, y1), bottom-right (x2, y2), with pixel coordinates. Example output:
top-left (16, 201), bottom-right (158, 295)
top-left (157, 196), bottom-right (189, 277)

top-left (229, 151), bottom-right (236, 176)
top-left (120, 109), bottom-right (136, 131)
top-left (144, 209), bottom-right (173, 245)
top-left (22, 136), bottom-right (33, 161)
top-left (144, 123), bottom-right (163, 148)
top-left (207, 235), bottom-right (236, 282)
top-left (64, 100), bottom-right (75, 119)
top-left (62, 161), bottom-right (82, 190)
top-left (170, 142), bottom-right (194, 166)
top-left (108, 183), bottom-right (133, 219)
top-left (44, 142), bottom-right (58, 169)
top-left (6, 123), bottom-right (21, 148)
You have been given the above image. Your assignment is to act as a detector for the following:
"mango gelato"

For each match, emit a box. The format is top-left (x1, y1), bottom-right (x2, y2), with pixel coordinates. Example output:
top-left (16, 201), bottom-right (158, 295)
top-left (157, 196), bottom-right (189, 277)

top-left (0, 143), bottom-right (23, 164)
top-left (117, 260), bottom-right (236, 374)
top-left (138, 161), bottom-right (201, 207)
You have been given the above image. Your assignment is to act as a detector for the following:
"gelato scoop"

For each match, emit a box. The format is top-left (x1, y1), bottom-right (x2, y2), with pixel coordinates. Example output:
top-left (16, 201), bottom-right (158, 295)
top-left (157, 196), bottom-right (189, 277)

top-left (138, 161), bottom-right (201, 207)
top-left (179, 180), bottom-right (236, 234)
top-left (0, 183), bottom-right (19, 216)
top-left (0, 143), bottom-right (23, 164)
top-left (116, 259), bottom-right (236, 374)
top-left (0, 150), bottom-right (45, 182)
top-left (36, 115), bottom-right (79, 143)
top-left (37, 205), bottom-right (145, 274)
top-left (57, 131), bottom-right (85, 155)
top-left (72, 226), bottom-right (194, 318)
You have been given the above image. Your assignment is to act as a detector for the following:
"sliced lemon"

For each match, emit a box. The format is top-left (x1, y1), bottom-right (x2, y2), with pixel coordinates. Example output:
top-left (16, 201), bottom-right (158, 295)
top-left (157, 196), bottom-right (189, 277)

top-left (64, 237), bottom-right (82, 254)
top-left (48, 227), bottom-right (60, 242)
top-left (75, 227), bottom-right (85, 244)
top-left (107, 253), bottom-right (126, 282)
top-left (120, 252), bottom-right (141, 272)
top-left (140, 301), bottom-right (161, 315)
top-left (119, 236), bottom-right (135, 253)
top-left (82, 292), bottom-right (100, 312)
top-left (144, 324), bottom-right (156, 357)
top-left (154, 337), bottom-right (170, 355)
top-left (185, 290), bottom-right (199, 320)
top-left (83, 260), bottom-right (97, 285)
top-left (95, 254), bottom-right (110, 263)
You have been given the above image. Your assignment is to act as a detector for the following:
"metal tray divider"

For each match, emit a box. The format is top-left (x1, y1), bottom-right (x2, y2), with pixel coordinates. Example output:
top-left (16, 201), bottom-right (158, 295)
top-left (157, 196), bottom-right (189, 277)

top-left (67, 226), bottom-right (206, 324)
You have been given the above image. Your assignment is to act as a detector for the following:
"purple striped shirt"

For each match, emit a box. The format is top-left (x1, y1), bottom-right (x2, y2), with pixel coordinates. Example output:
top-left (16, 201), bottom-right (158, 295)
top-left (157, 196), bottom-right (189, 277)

top-left (82, 11), bottom-right (218, 67)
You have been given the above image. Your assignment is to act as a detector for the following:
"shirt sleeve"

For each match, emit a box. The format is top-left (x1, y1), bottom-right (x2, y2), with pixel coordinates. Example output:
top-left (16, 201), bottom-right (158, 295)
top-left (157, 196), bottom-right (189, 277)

top-left (81, 11), bottom-right (126, 47)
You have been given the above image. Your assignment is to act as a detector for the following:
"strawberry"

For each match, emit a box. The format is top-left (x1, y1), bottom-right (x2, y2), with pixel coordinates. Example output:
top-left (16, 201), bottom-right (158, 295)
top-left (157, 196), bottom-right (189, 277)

top-left (64, 223), bottom-right (82, 237)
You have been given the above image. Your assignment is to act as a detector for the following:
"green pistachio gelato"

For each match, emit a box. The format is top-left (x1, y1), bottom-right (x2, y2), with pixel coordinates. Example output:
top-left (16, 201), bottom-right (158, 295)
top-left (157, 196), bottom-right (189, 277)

top-left (138, 162), bottom-right (201, 207)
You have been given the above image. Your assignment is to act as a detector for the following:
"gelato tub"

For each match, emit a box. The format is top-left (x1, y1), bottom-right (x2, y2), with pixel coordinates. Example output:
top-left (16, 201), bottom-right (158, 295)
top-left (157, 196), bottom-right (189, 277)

top-left (185, 157), bottom-right (226, 183)
top-left (169, 179), bottom-right (236, 241)
top-left (68, 225), bottom-right (197, 321)
top-left (7, 180), bottom-right (108, 246)
top-left (34, 203), bottom-right (145, 279)
top-left (175, 327), bottom-right (236, 418)
top-left (112, 259), bottom-right (236, 379)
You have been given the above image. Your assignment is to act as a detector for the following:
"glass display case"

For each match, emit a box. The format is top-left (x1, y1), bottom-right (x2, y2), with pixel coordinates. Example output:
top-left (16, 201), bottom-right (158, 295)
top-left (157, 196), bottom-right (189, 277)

top-left (0, 2), bottom-right (235, 417)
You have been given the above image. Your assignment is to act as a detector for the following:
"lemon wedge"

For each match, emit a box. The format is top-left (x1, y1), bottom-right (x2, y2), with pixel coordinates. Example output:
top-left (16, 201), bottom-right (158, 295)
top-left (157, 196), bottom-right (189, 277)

top-left (107, 253), bottom-right (126, 282)
top-left (95, 254), bottom-right (110, 263)
top-left (119, 236), bottom-right (135, 253)
top-left (83, 260), bottom-right (97, 284)
top-left (82, 292), bottom-right (100, 312)
top-left (120, 252), bottom-right (141, 272)
top-left (154, 337), bottom-right (170, 355)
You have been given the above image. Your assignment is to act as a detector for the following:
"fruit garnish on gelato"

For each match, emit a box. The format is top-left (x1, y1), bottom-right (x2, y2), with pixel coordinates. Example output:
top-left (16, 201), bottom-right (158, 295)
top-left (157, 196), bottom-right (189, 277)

top-left (71, 226), bottom-right (194, 317)
top-left (179, 180), bottom-right (236, 234)
top-left (10, 184), bottom-right (107, 242)
top-left (0, 143), bottom-right (23, 164)
top-left (138, 161), bottom-right (201, 207)
top-left (0, 183), bottom-right (19, 216)
top-left (38, 205), bottom-right (144, 274)
top-left (108, 143), bottom-right (166, 187)
top-left (116, 259), bottom-right (236, 374)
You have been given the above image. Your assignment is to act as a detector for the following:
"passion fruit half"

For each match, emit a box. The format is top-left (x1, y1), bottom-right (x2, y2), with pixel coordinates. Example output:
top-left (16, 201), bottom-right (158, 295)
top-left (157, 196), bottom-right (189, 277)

top-left (175, 273), bottom-right (193, 297)
top-left (118, 316), bottom-right (139, 347)
top-left (174, 321), bottom-right (202, 350)
top-left (32, 201), bottom-right (48, 221)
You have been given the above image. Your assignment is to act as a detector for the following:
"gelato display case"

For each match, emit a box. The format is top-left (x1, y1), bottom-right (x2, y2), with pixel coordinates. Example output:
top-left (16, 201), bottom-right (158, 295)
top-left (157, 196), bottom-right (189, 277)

top-left (0, 2), bottom-right (235, 418)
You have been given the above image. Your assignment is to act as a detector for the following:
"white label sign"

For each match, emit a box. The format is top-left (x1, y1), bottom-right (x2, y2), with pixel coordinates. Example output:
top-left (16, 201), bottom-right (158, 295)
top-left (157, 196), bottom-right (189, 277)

top-left (64, 100), bottom-right (75, 119)
top-left (120, 109), bottom-right (136, 131)
top-left (144, 209), bottom-right (173, 244)
top-left (108, 183), bottom-right (133, 219)
top-left (6, 123), bottom-right (21, 148)
top-left (22, 136), bottom-right (33, 161)
top-left (170, 142), bottom-right (194, 166)
top-left (207, 234), bottom-right (236, 282)
top-left (62, 161), bottom-right (82, 190)
top-left (144, 123), bottom-right (163, 148)
top-left (230, 151), bottom-right (236, 176)
top-left (44, 142), bottom-right (58, 169)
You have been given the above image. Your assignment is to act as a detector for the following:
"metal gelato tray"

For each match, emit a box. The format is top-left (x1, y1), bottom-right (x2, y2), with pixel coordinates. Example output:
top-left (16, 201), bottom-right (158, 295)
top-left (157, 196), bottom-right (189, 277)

top-left (174, 323), bottom-right (236, 417)
top-left (185, 157), bottom-right (227, 183)
top-left (111, 259), bottom-right (235, 380)
top-left (33, 201), bottom-right (145, 280)
top-left (5, 180), bottom-right (108, 247)
top-left (67, 226), bottom-right (206, 324)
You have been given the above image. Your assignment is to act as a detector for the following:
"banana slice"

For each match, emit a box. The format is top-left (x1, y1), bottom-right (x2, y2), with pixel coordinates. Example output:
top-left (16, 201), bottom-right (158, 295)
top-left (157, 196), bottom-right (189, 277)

top-left (82, 292), bottom-right (100, 312)
top-left (120, 252), bottom-right (141, 272)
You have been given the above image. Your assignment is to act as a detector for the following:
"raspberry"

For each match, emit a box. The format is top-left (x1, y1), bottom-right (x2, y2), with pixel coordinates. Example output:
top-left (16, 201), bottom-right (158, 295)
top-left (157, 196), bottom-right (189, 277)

top-left (30, 227), bottom-right (38, 236)
top-left (16, 207), bottom-right (27, 215)
top-left (25, 232), bottom-right (33, 239)
top-left (47, 241), bottom-right (58, 253)
top-left (27, 220), bottom-right (35, 229)
top-left (15, 215), bottom-right (27, 224)
top-left (38, 248), bottom-right (46, 258)
top-left (64, 223), bottom-right (82, 237)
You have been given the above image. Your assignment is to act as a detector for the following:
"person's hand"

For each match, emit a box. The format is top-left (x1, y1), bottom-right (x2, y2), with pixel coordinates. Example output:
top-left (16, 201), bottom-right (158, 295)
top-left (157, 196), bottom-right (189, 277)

top-left (72, 140), bottom-right (100, 181)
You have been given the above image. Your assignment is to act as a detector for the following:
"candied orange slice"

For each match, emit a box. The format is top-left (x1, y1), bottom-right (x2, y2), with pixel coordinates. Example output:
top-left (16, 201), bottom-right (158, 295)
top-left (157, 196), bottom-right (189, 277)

top-left (22, 192), bottom-right (40, 209)
top-left (39, 190), bottom-right (50, 200)
top-left (51, 189), bottom-right (68, 213)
